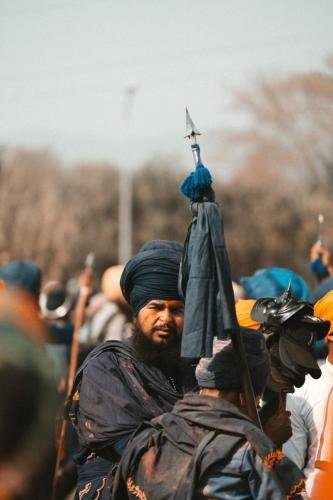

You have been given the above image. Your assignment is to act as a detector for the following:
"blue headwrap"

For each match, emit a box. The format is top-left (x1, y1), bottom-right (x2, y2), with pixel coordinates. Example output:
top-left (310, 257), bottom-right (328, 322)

top-left (120, 240), bottom-right (183, 315)
top-left (240, 267), bottom-right (309, 301)
top-left (195, 327), bottom-right (270, 396)
top-left (0, 260), bottom-right (42, 299)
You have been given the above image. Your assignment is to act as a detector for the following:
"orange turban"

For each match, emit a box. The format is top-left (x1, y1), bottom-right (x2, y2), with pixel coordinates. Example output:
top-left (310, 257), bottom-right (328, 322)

top-left (314, 290), bottom-right (333, 339)
top-left (101, 265), bottom-right (126, 304)
top-left (235, 299), bottom-right (261, 330)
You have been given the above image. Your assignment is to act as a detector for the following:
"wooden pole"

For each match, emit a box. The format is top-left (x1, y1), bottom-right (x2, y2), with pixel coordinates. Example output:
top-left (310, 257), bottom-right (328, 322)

top-left (51, 268), bottom-right (93, 500)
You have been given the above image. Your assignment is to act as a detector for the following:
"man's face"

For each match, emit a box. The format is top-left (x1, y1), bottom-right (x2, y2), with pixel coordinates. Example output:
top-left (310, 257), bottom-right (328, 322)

top-left (135, 299), bottom-right (184, 348)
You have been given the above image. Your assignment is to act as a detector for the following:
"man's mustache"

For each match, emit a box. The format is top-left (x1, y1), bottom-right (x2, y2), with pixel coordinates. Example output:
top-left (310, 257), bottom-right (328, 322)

top-left (153, 324), bottom-right (177, 334)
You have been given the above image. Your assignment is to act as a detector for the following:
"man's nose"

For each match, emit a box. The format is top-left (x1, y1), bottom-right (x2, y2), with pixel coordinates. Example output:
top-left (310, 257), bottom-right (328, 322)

top-left (159, 308), bottom-right (173, 323)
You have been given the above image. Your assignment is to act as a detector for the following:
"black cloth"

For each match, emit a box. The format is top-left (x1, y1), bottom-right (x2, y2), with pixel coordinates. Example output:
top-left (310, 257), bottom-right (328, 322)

top-left (112, 393), bottom-right (305, 500)
top-left (120, 240), bottom-right (183, 315)
top-left (179, 202), bottom-right (239, 357)
top-left (68, 338), bottom-right (194, 455)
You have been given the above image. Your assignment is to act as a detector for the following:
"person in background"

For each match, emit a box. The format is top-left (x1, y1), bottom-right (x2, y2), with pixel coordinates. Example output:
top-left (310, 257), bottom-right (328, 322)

top-left (40, 280), bottom-right (74, 385)
top-left (0, 260), bottom-right (42, 301)
top-left (308, 242), bottom-right (333, 357)
top-left (81, 264), bottom-right (132, 346)
top-left (309, 242), bottom-right (333, 302)
top-left (283, 290), bottom-right (333, 498)
top-left (239, 267), bottom-right (309, 301)
top-left (0, 290), bottom-right (59, 500)
top-left (40, 280), bottom-right (74, 345)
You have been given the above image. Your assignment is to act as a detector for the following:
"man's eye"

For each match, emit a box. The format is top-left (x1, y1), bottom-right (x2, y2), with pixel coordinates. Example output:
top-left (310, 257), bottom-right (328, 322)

top-left (172, 308), bottom-right (184, 315)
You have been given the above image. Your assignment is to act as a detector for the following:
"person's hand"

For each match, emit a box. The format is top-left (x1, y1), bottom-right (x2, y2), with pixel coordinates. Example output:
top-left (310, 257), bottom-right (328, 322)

top-left (310, 242), bottom-right (331, 267)
top-left (310, 242), bottom-right (333, 280)
top-left (263, 393), bottom-right (292, 449)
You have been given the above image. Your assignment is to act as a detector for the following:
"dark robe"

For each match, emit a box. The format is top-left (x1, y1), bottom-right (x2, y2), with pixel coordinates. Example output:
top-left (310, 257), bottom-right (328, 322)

top-left (68, 339), bottom-right (196, 499)
top-left (68, 338), bottom-right (196, 453)
top-left (113, 393), bottom-right (305, 500)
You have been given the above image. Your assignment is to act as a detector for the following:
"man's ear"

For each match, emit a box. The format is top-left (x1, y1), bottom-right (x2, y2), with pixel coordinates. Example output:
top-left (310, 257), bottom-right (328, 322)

top-left (0, 280), bottom-right (5, 293)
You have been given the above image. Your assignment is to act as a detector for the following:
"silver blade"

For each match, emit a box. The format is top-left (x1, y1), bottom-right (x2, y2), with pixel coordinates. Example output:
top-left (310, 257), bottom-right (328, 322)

top-left (85, 252), bottom-right (95, 269)
top-left (184, 107), bottom-right (201, 139)
top-left (318, 213), bottom-right (324, 244)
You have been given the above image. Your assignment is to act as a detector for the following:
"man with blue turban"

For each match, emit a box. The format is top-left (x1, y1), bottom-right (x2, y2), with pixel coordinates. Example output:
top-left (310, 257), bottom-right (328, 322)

top-left (68, 240), bottom-right (195, 499)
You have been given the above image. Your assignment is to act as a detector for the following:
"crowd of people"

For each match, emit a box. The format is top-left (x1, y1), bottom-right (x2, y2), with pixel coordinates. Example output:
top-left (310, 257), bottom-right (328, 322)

top-left (0, 234), bottom-right (333, 499)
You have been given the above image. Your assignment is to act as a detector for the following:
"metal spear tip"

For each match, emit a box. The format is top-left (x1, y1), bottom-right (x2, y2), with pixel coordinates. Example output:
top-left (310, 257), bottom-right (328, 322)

top-left (184, 107), bottom-right (201, 139)
top-left (85, 252), bottom-right (95, 270)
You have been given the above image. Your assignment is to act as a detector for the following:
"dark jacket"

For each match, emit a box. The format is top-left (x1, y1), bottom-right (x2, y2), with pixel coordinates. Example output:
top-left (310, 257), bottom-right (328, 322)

top-left (68, 339), bottom-right (196, 499)
top-left (113, 393), bottom-right (305, 500)
top-left (69, 339), bottom-right (194, 456)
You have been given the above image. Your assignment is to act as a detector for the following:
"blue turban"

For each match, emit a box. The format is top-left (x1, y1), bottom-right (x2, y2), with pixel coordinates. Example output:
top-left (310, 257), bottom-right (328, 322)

top-left (0, 260), bottom-right (42, 299)
top-left (240, 267), bottom-right (309, 301)
top-left (195, 327), bottom-right (270, 396)
top-left (120, 240), bottom-right (183, 315)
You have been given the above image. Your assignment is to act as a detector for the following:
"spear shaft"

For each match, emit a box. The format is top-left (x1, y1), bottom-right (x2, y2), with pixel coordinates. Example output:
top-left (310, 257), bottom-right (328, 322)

top-left (184, 109), bottom-right (261, 428)
top-left (51, 255), bottom-right (94, 500)
top-left (317, 213), bottom-right (324, 245)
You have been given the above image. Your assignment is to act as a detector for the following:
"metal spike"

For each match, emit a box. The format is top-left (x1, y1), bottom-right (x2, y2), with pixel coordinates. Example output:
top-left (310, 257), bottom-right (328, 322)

top-left (318, 213), bottom-right (324, 244)
top-left (85, 252), bottom-right (95, 270)
top-left (184, 107), bottom-right (201, 140)
top-left (280, 281), bottom-right (293, 303)
top-left (286, 281), bottom-right (293, 296)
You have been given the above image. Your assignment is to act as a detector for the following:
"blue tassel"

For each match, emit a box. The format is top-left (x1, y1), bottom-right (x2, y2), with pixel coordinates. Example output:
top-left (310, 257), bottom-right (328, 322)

top-left (180, 161), bottom-right (213, 201)
top-left (192, 162), bottom-right (212, 189)
top-left (180, 172), bottom-right (193, 199)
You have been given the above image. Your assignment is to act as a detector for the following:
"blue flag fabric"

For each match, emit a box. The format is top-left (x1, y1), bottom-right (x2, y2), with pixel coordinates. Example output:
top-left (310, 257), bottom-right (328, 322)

top-left (179, 202), bottom-right (239, 358)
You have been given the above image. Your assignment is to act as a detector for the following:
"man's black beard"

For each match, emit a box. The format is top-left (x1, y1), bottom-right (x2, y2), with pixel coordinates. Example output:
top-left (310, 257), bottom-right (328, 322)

top-left (133, 325), bottom-right (183, 377)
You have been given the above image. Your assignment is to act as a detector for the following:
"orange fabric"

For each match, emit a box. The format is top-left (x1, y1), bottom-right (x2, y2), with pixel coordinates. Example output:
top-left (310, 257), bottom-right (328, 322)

top-left (0, 485), bottom-right (11, 500)
top-left (286, 479), bottom-right (306, 499)
top-left (262, 450), bottom-right (284, 470)
top-left (312, 291), bottom-right (333, 498)
top-left (0, 290), bottom-right (47, 343)
top-left (311, 466), bottom-right (333, 499)
top-left (314, 290), bottom-right (333, 338)
top-left (235, 299), bottom-right (260, 330)
top-left (101, 265), bottom-right (126, 304)
top-left (311, 383), bottom-right (333, 499)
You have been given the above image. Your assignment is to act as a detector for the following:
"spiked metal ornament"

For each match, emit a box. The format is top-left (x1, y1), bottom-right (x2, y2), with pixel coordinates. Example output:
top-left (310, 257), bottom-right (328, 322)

top-left (184, 108), bottom-right (202, 165)
top-left (280, 282), bottom-right (293, 303)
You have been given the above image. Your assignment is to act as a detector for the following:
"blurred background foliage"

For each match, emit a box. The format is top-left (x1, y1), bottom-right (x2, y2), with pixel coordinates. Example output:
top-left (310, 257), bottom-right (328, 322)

top-left (1, 61), bottom-right (333, 290)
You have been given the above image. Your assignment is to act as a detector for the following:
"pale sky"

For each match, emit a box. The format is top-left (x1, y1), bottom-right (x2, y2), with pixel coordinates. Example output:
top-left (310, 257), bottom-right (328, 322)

top-left (1, 0), bottom-right (333, 170)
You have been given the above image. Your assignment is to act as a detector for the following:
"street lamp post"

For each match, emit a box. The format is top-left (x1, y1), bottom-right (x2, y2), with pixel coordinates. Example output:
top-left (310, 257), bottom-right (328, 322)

top-left (118, 84), bottom-right (137, 264)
